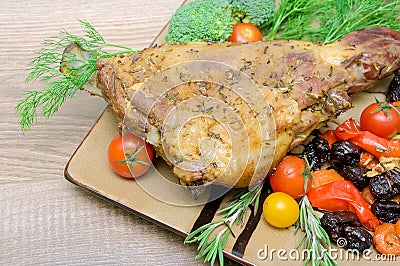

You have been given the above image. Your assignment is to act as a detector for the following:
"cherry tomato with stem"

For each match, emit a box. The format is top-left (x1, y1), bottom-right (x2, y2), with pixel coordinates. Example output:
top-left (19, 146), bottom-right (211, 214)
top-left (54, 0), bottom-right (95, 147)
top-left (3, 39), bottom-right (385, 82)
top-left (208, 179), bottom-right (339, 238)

top-left (228, 23), bottom-right (262, 43)
top-left (269, 156), bottom-right (312, 199)
top-left (263, 192), bottom-right (300, 228)
top-left (360, 100), bottom-right (400, 139)
top-left (108, 133), bottom-right (155, 178)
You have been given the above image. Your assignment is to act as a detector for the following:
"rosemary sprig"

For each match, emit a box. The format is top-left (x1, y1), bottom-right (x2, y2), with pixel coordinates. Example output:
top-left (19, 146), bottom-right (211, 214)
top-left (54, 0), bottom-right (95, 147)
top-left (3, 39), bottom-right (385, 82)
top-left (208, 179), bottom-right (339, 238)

top-left (296, 155), bottom-right (337, 265)
top-left (295, 196), bottom-right (338, 266)
top-left (302, 155), bottom-right (314, 192)
top-left (184, 184), bottom-right (263, 266)
top-left (16, 20), bottom-right (140, 132)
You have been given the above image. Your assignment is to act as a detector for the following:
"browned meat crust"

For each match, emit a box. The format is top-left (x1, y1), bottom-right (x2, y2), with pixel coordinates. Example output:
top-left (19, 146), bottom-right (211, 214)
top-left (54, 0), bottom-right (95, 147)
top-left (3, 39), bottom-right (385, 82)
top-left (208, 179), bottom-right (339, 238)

top-left (95, 27), bottom-right (400, 188)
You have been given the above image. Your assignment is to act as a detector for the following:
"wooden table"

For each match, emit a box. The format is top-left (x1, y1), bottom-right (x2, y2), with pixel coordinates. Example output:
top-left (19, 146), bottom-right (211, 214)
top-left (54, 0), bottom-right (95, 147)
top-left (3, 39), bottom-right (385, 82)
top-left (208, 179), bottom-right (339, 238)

top-left (0, 0), bottom-right (239, 264)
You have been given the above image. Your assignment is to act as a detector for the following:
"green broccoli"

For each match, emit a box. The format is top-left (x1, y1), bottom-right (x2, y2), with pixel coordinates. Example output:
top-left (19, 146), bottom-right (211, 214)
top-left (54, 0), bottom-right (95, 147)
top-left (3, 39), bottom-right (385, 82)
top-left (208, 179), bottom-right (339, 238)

top-left (228, 0), bottom-right (275, 27)
top-left (165, 0), bottom-right (234, 43)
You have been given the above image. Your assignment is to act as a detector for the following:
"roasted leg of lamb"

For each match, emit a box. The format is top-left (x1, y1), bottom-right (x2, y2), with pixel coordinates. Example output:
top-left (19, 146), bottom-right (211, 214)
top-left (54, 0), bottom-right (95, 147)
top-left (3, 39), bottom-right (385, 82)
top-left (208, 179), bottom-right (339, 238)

top-left (90, 27), bottom-right (400, 188)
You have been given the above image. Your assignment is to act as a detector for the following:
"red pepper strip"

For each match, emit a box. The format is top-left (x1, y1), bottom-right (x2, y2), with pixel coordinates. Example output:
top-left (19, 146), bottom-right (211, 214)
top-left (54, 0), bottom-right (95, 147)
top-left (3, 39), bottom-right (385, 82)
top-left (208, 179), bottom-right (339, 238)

top-left (307, 180), bottom-right (380, 231)
top-left (335, 118), bottom-right (400, 158)
top-left (320, 129), bottom-right (338, 148)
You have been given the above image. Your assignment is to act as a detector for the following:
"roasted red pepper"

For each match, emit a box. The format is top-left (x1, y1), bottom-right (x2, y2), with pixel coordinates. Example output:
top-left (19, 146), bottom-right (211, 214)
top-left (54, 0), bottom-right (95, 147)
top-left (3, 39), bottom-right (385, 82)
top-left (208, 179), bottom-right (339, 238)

top-left (335, 118), bottom-right (400, 158)
top-left (320, 129), bottom-right (338, 148)
top-left (307, 180), bottom-right (380, 231)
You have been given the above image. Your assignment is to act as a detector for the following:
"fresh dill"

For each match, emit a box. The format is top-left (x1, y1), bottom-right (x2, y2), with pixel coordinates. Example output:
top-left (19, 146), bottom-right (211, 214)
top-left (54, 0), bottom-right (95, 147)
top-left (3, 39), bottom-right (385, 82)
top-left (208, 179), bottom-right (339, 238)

top-left (16, 20), bottom-right (139, 132)
top-left (184, 184), bottom-right (263, 266)
top-left (261, 0), bottom-right (400, 43)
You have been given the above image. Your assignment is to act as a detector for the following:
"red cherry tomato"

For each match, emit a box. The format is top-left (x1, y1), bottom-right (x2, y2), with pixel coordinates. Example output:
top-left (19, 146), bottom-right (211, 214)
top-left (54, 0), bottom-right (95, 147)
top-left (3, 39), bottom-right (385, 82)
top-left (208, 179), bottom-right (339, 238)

top-left (108, 133), bottom-right (155, 178)
top-left (360, 101), bottom-right (400, 139)
top-left (228, 23), bottom-right (262, 43)
top-left (269, 156), bottom-right (312, 199)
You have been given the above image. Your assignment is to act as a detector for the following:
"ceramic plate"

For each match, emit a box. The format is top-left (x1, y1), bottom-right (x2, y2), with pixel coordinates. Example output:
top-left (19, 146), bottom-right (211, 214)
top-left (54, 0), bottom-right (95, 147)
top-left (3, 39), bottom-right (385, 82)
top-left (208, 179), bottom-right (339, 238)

top-left (64, 2), bottom-right (398, 265)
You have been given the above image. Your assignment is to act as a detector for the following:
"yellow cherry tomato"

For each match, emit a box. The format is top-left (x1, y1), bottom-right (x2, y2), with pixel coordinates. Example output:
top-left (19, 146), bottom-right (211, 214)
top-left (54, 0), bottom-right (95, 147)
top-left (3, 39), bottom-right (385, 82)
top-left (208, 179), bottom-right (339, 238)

top-left (263, 192), bottom-right (300, 228)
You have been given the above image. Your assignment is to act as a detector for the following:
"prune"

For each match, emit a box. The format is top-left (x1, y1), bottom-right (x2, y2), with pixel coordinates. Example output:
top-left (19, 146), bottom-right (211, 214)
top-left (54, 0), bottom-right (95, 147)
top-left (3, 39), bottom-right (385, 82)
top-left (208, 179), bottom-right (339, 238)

top-left (321, 211), bottom-right (372, 252)
top-left (331, 141), bottom-right (362, 166)
top-left (369, 168), bottom-right (400, 199)
top-left (371, 199), bottom-right (400, 224)
top-left (303, 136), bottom-right (330, 169)
top-left (387, 70), bottom-right (400, 102)
top-left (336, 165), bottom-right (369, 191)
top-left (321, 211), bottom-right (360, 238)
top-left (341, 225), bottom-right (373, 252)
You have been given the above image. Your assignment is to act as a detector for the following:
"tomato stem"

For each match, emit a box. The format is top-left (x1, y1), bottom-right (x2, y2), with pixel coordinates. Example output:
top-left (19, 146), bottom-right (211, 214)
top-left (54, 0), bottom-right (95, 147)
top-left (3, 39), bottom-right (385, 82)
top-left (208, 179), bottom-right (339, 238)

top-left (114, 142), bottom-right (150, 176)
top-left (372, 97), bottom-right (400, 119)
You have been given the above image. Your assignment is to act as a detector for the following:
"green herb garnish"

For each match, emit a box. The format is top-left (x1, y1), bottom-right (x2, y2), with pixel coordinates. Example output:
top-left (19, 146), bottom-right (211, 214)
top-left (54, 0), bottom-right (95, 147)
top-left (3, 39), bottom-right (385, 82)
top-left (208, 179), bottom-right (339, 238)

top-left (184, 184), bottom-right (263, 266)
top-left (16, 20), bottom-right (139, 132)
top-left (261, 0), bottom-right (400, 44)
top-left (302, 155), bottom-right (314, 193)
top-left (296, 195), bottom-right (338, 266)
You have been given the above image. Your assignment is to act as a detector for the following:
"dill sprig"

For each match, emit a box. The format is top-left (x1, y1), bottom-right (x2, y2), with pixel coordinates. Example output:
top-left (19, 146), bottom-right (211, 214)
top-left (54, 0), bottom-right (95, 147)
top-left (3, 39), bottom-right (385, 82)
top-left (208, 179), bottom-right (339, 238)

top-left (260, 0), bottom-right (327, 41)
top-left (16, 20), bottom-right (139, 132)
top-left (295, 196), bottom-right (338, 266)
top-left (320, 0), bottom-right (400, 44)
top-left (261, 0), bottom-right (400, 43)
top-left (184, 184), bottom-right (263, 266)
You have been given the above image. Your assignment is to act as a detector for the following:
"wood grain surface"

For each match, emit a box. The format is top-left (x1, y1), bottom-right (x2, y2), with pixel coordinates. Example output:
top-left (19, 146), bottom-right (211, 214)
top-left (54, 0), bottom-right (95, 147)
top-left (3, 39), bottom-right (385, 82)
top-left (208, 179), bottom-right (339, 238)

top-left (0, 1), bottom-right (238, 265)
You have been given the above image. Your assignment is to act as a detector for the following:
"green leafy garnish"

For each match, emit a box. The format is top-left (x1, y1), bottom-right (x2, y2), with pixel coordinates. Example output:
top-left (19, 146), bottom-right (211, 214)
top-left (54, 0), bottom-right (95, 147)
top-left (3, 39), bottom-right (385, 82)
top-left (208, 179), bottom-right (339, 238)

top-left (302, 155), bottom-right (314, 193)
top-left (184, 184), bottom-right (263, 266)
top-left (16, 20), bottom-right (139, 132)
top-left (261, 0), bottom-right (400, 44)
top-left (295, 196), bottom-right (338, 266)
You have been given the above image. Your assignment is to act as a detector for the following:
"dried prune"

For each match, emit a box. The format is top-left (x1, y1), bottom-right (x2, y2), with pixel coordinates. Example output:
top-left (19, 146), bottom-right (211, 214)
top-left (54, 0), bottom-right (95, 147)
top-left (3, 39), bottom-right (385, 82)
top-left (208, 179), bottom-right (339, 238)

top-left (371, 199), bottom-right (400, 224)
top-left (341, 225), bottom-right (373, 252)
top-left (331, 141), bottom-right (362, 166)
top-left (387, 70), bottom-right (400, 102)
top-left (369, 168), bottom-right (400, 199)
top-left (303, 136), bottom-right (330, 169)
top-left (321, 211), bottom-right (360, 238)
top-left (321, 211), bottom-right (372, 252)
top-left (336, 165), bottom-right (369, 191)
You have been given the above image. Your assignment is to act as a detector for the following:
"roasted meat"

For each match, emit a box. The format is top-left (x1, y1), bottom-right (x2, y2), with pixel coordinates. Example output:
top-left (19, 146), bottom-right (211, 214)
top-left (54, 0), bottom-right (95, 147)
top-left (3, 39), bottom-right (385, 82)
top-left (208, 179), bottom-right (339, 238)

top-left (92, 27), bottom-right (400, 188)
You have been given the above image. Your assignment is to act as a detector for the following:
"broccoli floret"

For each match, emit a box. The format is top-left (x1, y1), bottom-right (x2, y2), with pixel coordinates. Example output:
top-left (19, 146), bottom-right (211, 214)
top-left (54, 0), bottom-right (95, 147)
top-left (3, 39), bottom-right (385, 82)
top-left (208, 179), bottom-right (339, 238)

top-left (165, 0), bottom-right (234, 43)
top-left (228, 0), bottom-right (275, 26)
